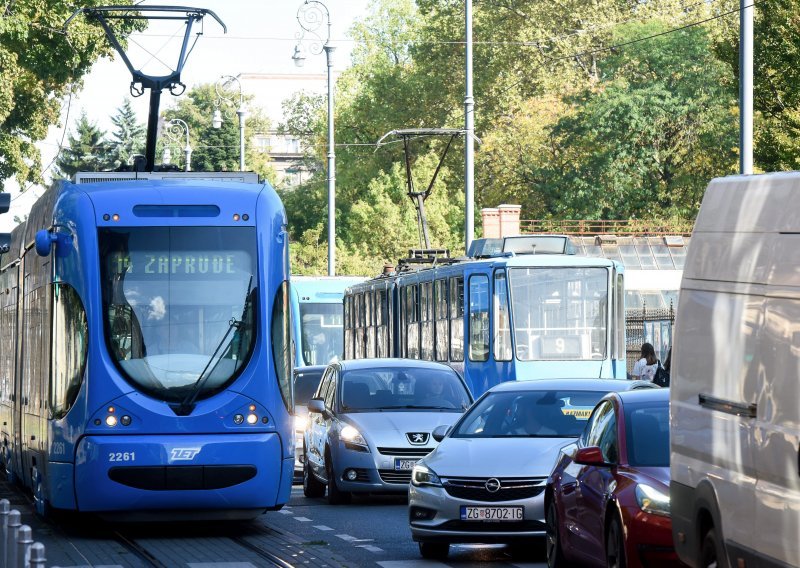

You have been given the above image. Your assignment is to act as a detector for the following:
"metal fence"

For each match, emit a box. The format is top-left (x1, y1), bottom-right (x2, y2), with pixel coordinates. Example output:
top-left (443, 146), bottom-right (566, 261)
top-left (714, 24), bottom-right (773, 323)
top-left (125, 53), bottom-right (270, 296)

top-left (0, 500), bottom-right (46, 568)
top-left (626, 302), bottom-right (675, 372)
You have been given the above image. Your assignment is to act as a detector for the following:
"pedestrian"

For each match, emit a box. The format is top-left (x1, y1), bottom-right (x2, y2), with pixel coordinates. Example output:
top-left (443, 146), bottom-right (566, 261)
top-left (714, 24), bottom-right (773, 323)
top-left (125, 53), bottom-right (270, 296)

top-left (653, 347), bottom-right (672, 387)
top-left (632, 342), bottom-right (659, 382)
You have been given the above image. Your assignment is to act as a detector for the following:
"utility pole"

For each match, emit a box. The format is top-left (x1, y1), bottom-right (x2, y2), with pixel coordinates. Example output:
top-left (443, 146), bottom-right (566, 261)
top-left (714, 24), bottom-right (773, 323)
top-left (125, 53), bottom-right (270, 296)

top-left (464, 0), bottom-right (475, 253)
top-left (740, 0), bottom-right (753, 174)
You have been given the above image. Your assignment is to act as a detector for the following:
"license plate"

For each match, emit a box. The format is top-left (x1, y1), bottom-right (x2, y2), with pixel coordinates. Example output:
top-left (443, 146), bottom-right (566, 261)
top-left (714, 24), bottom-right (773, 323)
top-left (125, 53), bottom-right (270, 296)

top-left (394, 458), bottom-right (418, 471)
top-left (460, 506), bottom-right (524, 521)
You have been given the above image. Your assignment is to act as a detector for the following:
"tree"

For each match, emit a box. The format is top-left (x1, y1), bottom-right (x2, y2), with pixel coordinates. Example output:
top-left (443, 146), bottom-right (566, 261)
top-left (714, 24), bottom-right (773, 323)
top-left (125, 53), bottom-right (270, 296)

top-left (0, 1), bottom-right (139, 190)
top-left (107, 98), bottom-right (145, 169)
top-left (55, 112), bottom-right (114, 177)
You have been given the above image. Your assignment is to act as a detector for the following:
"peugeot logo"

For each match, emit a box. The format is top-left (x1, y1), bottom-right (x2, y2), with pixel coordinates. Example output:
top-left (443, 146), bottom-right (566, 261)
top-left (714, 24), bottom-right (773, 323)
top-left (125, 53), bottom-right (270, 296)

top-left (485, 478), bottom-right (501, 493)
top-left (407, 432), bottom-right (429, 445)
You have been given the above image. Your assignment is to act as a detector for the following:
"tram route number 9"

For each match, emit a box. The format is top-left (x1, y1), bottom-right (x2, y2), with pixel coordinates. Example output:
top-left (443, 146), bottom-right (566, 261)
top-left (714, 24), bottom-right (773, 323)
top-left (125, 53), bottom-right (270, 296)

top-left (108, 452), bottom-right (136, 462)
top-left (541, 336), bottom-right (582, 358)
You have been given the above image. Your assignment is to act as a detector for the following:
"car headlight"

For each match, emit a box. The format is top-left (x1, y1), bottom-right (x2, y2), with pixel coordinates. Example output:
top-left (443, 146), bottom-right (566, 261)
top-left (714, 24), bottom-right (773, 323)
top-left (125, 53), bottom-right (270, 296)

top-left (635, 483), bottom-right (670, 516)
top-left (411, 464), bottom-right (442, 487)
top-left (340, 425), bottom-right (367, 446)
top-left (295, 414), bottom-right (309, 433)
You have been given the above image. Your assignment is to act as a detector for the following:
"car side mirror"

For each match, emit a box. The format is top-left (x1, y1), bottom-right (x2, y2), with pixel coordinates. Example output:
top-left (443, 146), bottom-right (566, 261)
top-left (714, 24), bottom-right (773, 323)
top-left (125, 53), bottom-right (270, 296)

top-left (308, 398), bottom-right (326, 415)
top-left (432, 424), bottom-right (450, 443)
top-left (574, 446), bottom-right (608, 466)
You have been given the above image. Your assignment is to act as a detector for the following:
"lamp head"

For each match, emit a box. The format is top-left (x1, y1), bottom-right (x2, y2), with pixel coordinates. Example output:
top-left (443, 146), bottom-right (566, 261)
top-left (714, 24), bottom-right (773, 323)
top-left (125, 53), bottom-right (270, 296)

top-left (212, 108), bottom-right (223, 128)
top-left (292, 44), bottom-right (306, 67)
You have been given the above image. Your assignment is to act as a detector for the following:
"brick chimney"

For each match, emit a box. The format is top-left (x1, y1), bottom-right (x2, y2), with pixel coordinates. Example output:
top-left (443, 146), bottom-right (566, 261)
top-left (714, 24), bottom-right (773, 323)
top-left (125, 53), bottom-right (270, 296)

top-left (480, 207), bottom-right (500, 238)
top-left (498, 204), bottom-right (521, 237)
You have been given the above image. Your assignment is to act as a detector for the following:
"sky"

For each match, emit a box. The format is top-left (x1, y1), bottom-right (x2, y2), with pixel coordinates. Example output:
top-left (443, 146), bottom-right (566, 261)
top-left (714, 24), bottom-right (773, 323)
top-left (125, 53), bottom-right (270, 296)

top-left (3, 0), bottom-right (371, 230)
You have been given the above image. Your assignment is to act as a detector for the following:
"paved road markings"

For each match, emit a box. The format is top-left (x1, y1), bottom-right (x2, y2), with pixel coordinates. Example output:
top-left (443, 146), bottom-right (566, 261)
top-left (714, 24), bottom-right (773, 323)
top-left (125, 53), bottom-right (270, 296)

top-left (355, 544), bottom-right (384, 553)
top-left (294, 516), bottom-right (313, 522)
top-left (313, 525), bottom-right (334, 531)
top-left (278, 509), bottom-right (294, 515)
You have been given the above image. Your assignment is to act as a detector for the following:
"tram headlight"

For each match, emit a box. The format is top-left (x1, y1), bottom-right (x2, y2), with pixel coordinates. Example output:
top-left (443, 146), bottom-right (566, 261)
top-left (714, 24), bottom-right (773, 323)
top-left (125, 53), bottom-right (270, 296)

top-left (105, 415), bottom-right (118, 427)
top-left (120, 415), bottom-right (132, 426)
top-left (246, 414), bottom-right (258, 425)
top-left (233, 414), bottom-right (244, 425)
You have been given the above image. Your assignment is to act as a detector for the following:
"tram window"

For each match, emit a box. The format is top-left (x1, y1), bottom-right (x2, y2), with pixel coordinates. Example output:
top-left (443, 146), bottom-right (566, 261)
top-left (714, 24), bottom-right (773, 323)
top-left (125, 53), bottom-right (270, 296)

top-left (51, 283), bottom-right (88, 420)
top-left (405, 285), bottom-right (420, 359)
top-left (421, 281), bottom-right (434, 361)
top-left (366, 291), bottom-right (376, 358)
top-left (493, 271), bottom-right (512, 361)
top-left (615, 274), bottom-right (625, 361)
top-left (435, 279), bottom-right (448, 361)
top-left (469, 275), bottom-right (490, 362)
top-left (377, 288), bottom-right (388, 358)
top-left (450, 277), bottom-right (464, 361)
top-left (272, 281), bottom-right (292, 411)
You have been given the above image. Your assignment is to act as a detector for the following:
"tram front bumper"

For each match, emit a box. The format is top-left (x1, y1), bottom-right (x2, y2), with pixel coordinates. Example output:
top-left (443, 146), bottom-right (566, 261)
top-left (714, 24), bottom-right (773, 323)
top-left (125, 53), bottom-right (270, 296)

top-left (74, 433), bottom-right (289, 513)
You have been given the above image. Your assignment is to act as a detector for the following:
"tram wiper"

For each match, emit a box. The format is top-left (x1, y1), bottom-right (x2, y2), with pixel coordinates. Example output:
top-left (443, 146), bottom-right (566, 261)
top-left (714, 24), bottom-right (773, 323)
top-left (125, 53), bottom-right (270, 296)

top-left (171, 276), bottom-right (254, 416)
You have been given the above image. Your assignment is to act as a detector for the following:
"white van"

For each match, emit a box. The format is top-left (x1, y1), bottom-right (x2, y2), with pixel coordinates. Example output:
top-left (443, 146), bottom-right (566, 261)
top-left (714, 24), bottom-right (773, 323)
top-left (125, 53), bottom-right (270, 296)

top-left (671, 173), bottom-right (800, 568)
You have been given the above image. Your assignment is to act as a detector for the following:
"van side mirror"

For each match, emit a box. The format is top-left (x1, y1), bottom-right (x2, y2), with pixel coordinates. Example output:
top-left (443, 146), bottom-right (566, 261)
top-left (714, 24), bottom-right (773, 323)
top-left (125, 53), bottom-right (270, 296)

top-left (432, 424), bottom-right (450, 442)
top-left (574, 446), bottom-right (608, 466)
top-left (308, 398), bottom-right (327, 415)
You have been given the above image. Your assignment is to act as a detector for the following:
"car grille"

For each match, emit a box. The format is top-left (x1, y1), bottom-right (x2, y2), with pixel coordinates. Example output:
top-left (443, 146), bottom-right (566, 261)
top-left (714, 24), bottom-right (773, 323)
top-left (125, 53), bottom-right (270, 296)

top-left (442, 477), bottom-right (547, 502)
top-left (378, 469), bottom-right (412, 484)
top-left (434, 519), bottom-right (546, 532)
top-left (377, 447), bottom-right (433, 457)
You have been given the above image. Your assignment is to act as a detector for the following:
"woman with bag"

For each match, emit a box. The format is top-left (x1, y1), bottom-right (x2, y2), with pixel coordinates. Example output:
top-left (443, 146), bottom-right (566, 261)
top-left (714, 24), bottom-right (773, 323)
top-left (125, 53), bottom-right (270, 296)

top-left (632, 342), bottom-right (659, 381)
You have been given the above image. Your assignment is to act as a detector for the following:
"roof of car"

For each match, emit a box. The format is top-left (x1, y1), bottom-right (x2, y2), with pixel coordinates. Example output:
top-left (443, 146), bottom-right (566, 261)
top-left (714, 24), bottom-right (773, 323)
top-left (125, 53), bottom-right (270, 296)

top-left (486, 378), bottom-right (657, 393)
top-left (337, 358), bottom-right (457, 372)
top-left (615, 387), bottom-right (670, 404)
top-left (294, 365), bottom-right (327, 374)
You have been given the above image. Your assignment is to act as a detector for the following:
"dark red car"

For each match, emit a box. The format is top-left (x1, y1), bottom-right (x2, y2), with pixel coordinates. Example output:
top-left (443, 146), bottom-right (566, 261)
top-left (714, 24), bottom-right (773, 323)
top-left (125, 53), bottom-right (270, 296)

top-left (545, 388), bottom-right (679, 568)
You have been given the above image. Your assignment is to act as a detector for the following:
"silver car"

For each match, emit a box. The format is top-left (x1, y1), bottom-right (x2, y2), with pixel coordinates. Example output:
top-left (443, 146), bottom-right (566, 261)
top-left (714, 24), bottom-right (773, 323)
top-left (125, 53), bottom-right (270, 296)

top-left (303, 358), bottom-right (472, 504)
top-left (293, 366), bottom-right (327, 477)
top-left (408, 378), bottom-right (658, 559)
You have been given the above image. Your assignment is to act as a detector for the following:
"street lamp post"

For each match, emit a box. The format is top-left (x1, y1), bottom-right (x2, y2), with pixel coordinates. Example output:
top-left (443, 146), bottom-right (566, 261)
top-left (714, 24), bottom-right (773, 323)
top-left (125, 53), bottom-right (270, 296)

top-left (163, 118), bottom-right (192, 171)
top-left (213, 75), bottom-right (247, 171)
top-left (294, 0), bottom-right (336, 276)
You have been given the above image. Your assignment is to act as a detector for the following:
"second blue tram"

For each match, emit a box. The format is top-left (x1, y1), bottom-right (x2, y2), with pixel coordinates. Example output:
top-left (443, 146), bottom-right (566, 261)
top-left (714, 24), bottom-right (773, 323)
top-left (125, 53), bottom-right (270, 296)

top-left (0, 175), bottom-right (293, 519)
top-left (343, 247), bottom-right (626, 396)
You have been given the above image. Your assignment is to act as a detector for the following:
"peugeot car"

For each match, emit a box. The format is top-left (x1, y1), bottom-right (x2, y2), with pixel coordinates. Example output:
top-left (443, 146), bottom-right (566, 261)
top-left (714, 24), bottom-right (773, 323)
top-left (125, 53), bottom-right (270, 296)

top-left (303, 358), bottom-right (472, 504)
top-left (408, 378), bottom-right (657, 559)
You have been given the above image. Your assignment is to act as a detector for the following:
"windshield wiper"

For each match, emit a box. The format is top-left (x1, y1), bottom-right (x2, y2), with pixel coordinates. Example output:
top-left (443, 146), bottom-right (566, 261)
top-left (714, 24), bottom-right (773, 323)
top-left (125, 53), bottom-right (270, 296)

top-left (170, 276), bottom-right (253, 416)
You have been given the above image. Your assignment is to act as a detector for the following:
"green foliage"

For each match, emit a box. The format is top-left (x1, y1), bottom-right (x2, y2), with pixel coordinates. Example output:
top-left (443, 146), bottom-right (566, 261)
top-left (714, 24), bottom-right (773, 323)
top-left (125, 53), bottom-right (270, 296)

top-left (162, 84), bottom-right (272, 177)
top-left (0, 1), bottom-right (139, 190)
top-left (108, 98), bottom-right (145, 169)
top-left (55, 111), bottom-right (114, 177)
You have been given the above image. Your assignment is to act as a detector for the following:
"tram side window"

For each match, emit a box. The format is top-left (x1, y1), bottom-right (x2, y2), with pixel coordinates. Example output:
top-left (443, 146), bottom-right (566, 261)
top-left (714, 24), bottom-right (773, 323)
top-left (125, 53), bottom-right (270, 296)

top-left (354, 293), bottom-right (364, 359)
top-left (376, 289), bottom-right (388, 358)
top-left (494, 271), bottom-right (512, 361)
top-left (615, 274), bottom-right (625, 361)
top-left (435, 279), bottom-right (448, 361)
top-left (51, 283), bottom-right (88, 420)
top-left (272, 281), bottom-right (293, 411)
top-left (404, 285), bottom-right (420, 359)
top-left (469, 275), bottom-right (490, 362)
top-left (344, 296), bottom-right (353, 360)
top-left (420, 281), bottom-right (434, 361)
top-left (366, 290), bottom-right (376, 358)
top-left (450, 277), bottom-right (464, 361)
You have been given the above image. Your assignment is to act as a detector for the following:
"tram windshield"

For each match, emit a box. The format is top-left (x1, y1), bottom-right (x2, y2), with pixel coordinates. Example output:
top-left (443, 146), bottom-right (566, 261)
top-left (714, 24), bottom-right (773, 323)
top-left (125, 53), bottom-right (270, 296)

top-left (300, 303), bottom-right (343, 366)
top-left (509, 267), bottom-right (608, 361)
top-left (99, 227), bottom-right (257, 402)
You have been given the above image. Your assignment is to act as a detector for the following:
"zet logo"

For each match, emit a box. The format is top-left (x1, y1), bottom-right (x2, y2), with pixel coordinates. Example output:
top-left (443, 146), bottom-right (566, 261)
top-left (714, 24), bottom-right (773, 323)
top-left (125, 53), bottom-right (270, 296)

top-left (170, 447), bottom-right (201, 460)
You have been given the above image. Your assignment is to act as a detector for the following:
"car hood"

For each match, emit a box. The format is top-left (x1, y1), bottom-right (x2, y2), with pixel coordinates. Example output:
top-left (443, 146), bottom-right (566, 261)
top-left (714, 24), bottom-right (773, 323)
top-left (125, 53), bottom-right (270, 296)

top-left (343, 412), bottom-right (462, 447)
top-left (424, 437), bottom-right (577, 478)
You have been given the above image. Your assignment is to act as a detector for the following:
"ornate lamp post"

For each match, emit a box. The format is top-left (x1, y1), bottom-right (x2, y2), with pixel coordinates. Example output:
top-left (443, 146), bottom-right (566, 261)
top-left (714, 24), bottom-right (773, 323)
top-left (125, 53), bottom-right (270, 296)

top-left (163, 118), bottom-right (192, 171)
top-left (213, 75), bottom-right (247, 171)
top-left (294, 0), bottom-right (336, 276)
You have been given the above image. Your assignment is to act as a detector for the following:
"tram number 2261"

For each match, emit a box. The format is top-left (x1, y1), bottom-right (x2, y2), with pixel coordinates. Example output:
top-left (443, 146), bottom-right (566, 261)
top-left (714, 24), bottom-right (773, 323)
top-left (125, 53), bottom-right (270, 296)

top-left (108, 452), bottom-right (136, 462)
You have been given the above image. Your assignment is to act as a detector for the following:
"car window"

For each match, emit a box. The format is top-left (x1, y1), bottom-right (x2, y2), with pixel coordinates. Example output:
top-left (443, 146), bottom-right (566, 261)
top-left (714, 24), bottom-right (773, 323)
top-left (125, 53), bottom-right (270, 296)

top-left (625, 403), bottom-right (670, 467)
top-left (294, 368), bottom-right (324, 405)
top-left (324, 369), bottom-right (338, 410)
top-left (339, 366), bottom-right (470, 412)
top-left (585, 400), bottom-right (613, 447)
top-left (315, 369), bottom-right (331, 400)
top-left (451, 390), bottom-right (604, 438)
top-left (595, 403), bottom-right (618, 463)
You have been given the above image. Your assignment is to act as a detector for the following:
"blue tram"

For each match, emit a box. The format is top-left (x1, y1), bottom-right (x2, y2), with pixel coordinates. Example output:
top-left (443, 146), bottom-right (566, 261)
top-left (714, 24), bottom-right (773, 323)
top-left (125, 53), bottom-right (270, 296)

top-left (0, 174), bottom-right (293, 519)
top-left (343, 239), bottom-right (626, 397)
top-left (290, 275), bottom-right (365, 368)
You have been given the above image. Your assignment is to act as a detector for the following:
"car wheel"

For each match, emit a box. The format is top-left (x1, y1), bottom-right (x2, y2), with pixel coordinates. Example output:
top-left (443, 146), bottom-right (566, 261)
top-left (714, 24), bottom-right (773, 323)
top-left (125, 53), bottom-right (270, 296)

top-left (303, 455), bottom-right (325, 498)
top-left (700, 528), bottom-right (721, 568)
top-left (546, 499), bottom-right (570, 568)
top-left (418, 542), bottom-right (449, 559)
top-left (325, 451), bottom-right (351, 505)
top-left (605, 513), bottom-right (626, 568)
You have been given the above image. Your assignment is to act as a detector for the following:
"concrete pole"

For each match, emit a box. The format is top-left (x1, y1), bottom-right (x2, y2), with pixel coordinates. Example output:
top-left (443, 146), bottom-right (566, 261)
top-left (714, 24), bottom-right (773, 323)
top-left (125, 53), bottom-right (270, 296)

top-left (740, 0), bottom-right (753, 174)
top-left (464, 0), bottom-right (475, 254)
top-left (325, 44), bottom-right (337, 276)
top-left (237, 107), bottom-right (247, 171)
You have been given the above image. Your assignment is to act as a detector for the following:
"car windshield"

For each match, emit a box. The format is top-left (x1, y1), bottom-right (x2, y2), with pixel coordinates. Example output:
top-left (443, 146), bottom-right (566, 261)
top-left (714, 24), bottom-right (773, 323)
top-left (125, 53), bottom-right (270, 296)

top-left (452, 390), bottom-right (606, 438)
top-left (625, 403), bottom-right (670, 467)
top-left (340, 367), bottom-right (470, 411)
top-left (294, 368), bottom-right (324, 406)
top-left (99, 227), bottom-right (257, 403)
